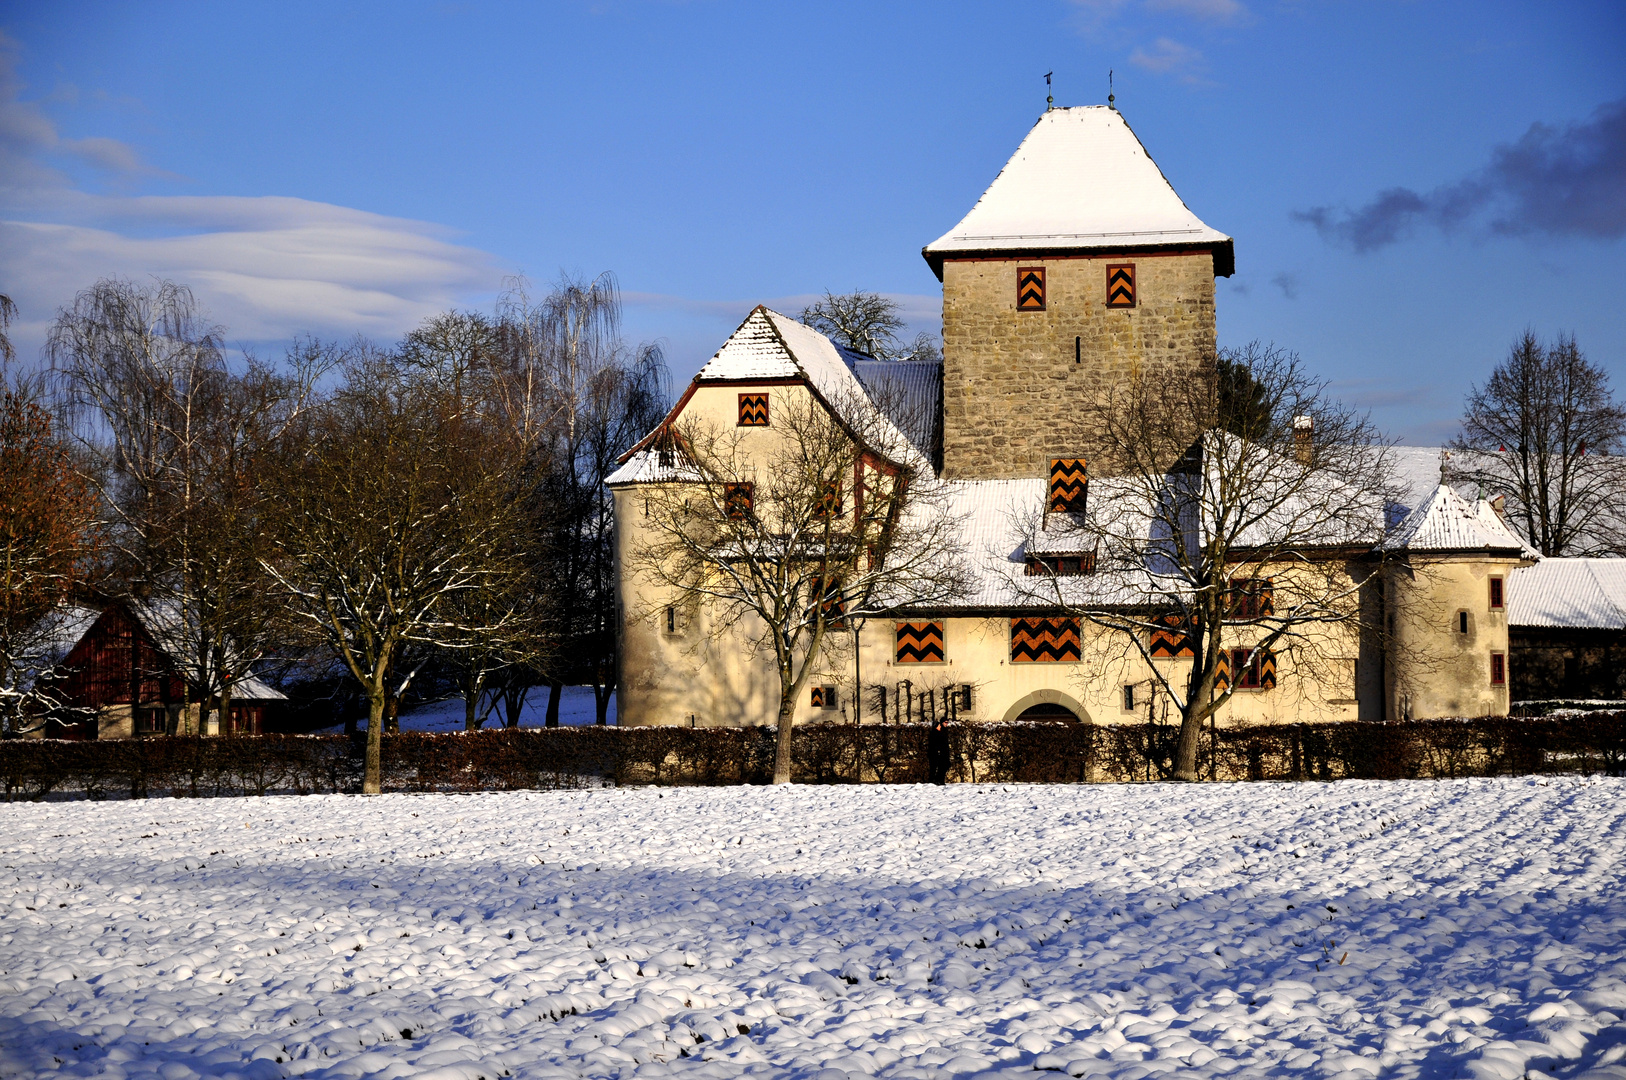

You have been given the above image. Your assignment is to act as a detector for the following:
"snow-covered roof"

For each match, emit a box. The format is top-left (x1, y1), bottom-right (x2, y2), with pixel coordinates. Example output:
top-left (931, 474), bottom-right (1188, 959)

top-left (610, 307), bottom-right (929, 485)
top-left (848, 358), bottom-right (941, 463)
top-left (1383, 484), bottom-right (1533, 556)
top-left (1508, 558), bottom-right (1626, 629)
top-left (923, 106), bottom-right (1233, 278)
top-left (127, 602), bottom-right (287, 701)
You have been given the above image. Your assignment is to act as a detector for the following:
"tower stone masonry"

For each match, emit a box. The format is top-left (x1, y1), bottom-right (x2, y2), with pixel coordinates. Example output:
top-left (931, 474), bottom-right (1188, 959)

top-left (924, 106), bottom-right (1232, 480)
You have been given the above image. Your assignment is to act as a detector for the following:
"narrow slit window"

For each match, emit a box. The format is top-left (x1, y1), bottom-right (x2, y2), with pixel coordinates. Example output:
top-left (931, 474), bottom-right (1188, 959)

top-left (1489, 576), bottom-right (1504, 610)
top-left (1490, 651), bottom-right (1506, 686)
top-left (1458, 611), bottom-right (1469, 634)
top-left (1122, 684), bottom-right (1136, 712)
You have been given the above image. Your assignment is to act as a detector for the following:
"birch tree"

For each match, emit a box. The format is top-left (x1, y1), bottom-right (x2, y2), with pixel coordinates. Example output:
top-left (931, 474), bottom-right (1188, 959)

top-left (1019, 343), bottom-right (1398, 781)
top-left (631, 390), bottom-right (970, 783)
top-left (48, 279), bottom-right (326, 735)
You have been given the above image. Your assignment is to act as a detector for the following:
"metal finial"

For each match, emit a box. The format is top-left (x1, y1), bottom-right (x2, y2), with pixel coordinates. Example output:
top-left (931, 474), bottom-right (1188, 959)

top-left (1108, 69), bottom-right (1115, 110)
top-left (1045, 70), bottom-right (1053, 110)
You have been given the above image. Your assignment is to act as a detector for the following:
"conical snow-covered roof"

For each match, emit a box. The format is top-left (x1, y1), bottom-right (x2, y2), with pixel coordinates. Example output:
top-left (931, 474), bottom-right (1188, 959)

top-left (1384, 484), bottom-right (1534, 556)
top-left (923, 106), bottom-right (1232, 278)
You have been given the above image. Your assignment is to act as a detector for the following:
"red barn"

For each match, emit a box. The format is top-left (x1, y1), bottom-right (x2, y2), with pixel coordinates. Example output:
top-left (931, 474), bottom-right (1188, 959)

top-left (41, 602), bottom-right (285, 739)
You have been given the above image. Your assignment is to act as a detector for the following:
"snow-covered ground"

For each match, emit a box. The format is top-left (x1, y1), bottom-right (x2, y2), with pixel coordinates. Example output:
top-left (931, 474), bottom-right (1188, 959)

top-left (311, 687), bottom-right (614, 734)
top-left (3, 778), bottom-right (1624, 1080)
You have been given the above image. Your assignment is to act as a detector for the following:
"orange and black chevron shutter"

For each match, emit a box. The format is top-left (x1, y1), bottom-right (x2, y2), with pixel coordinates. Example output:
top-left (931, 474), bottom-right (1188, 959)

top-left (895, 621), bottom-right (945, 663)
top-left (1106, 264), bottom-right (1136, 308)
top-left (738, 393), bottom-right (769, 426)
top-left (810, 686), bottom-right (828, 708)
top-left (1215, 649), bottom-right (1231, 691)
top-left (1017, 267), bottom-right (1045, 311)
top-left (1010, 617), bottom-right (1081, 662)
top-left (723, 482), bottom-right (753, 520)
top-left (1148, 615), bottom-right (1194, 658)
top-left (1259, 649), bottom-right (1277, 690)
top-left (1048, 458), bottom-right (1088, 514)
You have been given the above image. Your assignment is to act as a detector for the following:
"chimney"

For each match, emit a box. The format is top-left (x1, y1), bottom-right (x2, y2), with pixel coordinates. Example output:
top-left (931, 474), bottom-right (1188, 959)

top-left (1292, 415), bottom-right (1313, 465)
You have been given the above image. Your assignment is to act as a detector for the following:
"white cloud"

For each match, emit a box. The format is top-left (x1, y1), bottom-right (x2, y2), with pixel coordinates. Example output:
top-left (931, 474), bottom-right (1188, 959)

top-left (0, 32), bottom-right (504, 362)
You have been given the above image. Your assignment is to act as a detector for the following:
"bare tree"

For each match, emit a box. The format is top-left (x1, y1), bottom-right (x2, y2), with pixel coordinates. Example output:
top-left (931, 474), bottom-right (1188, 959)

top-left (1449, 331), bottom-right (1626, 556)
top-left (1018, 343), bottom-right (1398, 781)
top-left (261, 351), bottom-right (528, 791)
top-left (48, 279), bottom-right (327, 736)
top-left (0, 377), bottom-right (101, 735)
top-left (632, 390), bottom-right (971, 783)
top-left (498, 274), bottom-right (667, 726)
top-left (800, 291), bottom-right (939, 363)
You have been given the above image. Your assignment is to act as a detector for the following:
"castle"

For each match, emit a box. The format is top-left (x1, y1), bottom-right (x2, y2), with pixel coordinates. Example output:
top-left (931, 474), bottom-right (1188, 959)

top-left (608, 107), bottom-right (1606, 729)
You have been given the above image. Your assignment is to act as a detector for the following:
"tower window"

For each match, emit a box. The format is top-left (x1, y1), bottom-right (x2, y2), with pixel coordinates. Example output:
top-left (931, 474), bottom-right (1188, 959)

top-left (1122, 684), bottom-right (1136, 712)
top-left (1490, 651), bottom-right (1506, 686)
top-left (1048, 458), bottom-right (1088, 514)
top-left (1106, 264), bottom-right (1136, 308)
top-left (1458, 610), bottom-right (1469, 634)
top-left (1017, 267), bottom-right (1045, 311)
top-left (1489, 576), bottom-right (1504, 610)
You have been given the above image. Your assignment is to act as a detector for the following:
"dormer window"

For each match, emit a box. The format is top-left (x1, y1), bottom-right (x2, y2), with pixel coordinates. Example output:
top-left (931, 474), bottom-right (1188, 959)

top-left (1024, 553), bottom-right (1096, 576)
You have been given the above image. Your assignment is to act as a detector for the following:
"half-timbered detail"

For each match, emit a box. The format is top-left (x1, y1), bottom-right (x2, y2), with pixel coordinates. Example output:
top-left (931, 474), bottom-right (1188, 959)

top-left (1010, 617), bottom-right (1081, 663)
top-left (737, 392), bottom-right (770, 426)
top-left (1105, 263), bottom-right (1136, 307)
top-left (1016, 267), bottom-right (1045, 311)
top-left (1048, 458), bottom-right (1087, 514)
top-left (895, 621), bottom-right (946, 663)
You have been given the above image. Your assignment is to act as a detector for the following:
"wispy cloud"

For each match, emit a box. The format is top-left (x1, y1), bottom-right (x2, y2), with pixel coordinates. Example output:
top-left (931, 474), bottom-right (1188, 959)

top-left (1128, 37), bottom-right (1208, 83)
top-left (1295, 97), bottom-right (1626, 251)
top-left (1145, 0), bottom-right (1245, 23)
top-left (1270, 272), bottom-right (1299, 299)
top-left (0, 31), bottom-right (503, 359)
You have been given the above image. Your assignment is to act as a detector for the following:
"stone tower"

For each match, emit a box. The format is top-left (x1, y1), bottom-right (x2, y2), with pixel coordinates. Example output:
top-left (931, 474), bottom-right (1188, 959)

top-left (923, 106), bottom-right (1234, 480)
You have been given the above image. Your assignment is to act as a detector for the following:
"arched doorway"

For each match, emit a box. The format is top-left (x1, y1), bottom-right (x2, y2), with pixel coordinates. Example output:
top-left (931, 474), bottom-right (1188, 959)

top-left (1000, 689), bottom-right (1090, 724)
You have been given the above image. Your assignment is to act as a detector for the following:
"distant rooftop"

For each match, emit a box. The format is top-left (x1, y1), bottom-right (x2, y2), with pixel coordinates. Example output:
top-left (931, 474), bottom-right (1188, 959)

top-left (923, 106), bottom-right (1233, 279)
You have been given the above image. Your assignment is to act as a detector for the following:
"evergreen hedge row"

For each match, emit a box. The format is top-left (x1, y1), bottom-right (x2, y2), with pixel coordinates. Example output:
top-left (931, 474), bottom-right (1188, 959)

top-left (1, 716), bottom-right (1623, 801)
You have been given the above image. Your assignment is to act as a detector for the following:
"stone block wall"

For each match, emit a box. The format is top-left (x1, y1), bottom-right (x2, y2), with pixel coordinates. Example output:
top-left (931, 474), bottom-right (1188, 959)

top-left (940, 249), bottom-right (1218, 479)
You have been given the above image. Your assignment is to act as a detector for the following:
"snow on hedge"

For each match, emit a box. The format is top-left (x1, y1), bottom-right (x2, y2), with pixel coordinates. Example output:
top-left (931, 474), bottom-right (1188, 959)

top-left (2, 779), bottom-right (1624, 1079)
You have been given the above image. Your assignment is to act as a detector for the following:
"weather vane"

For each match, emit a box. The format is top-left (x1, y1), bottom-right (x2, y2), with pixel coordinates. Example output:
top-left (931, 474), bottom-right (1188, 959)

top-left (1108, 69), bottom-right (1116, 110)
top-left (1045, 71), bottom-right (1053, 110)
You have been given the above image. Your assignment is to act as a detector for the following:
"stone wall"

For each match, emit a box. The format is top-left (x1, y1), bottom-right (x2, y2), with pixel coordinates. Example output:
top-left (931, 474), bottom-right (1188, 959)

top-left (940, 250), bottom-right (1217, 480)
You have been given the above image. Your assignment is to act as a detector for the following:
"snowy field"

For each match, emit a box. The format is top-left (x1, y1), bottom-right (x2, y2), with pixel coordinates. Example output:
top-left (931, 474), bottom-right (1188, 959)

top-left (3, 779), bottom-right (1625, 1080)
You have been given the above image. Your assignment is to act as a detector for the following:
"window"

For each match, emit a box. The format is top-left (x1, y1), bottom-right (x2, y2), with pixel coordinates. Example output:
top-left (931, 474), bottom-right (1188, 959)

top-left (1010, 617), bottom-right (1081, 663)
top-left (814, 577), bottom-right (846, 629)
top-left (737, 393), bottom-right (770, 427)
top-left (815, 480), bottom-right (842, 519)
top-left (1148, 615), bottom-right (1194, 658)
top-left (895, 621), bottom-right (945, 663)
top-left (1017, 267), bottom-right (1045, 311)
top-left (1225, 578), bottom-right (1274, 621)
top-left (1024, 553), bottom-right (1097, 576)
top-left (1490, 652), bottom-right (1506, 686)
top-left (954, 685), bottom-right (973, 712)
top-left (1219, 647), bottom-right (1277, 691)
top-left (1106, 263), bottom-right (1136, 308)
top-left (1048, 458), bottom-right (1087, 514)
top-left (811, 685), bottom-right (839, 710)
top-left (1489, 576), bottom-right (1505, 610)
top-left (136, 707), bottom-right (164, 736)
top-left (1122, 684), bottom-right (1136, 712)
top-left (1458, 610), bottom-right (1469, 634)
top-left (723, 482), bottom-right (754, 521)
top-left (664, 605), bottom-right (685, 636)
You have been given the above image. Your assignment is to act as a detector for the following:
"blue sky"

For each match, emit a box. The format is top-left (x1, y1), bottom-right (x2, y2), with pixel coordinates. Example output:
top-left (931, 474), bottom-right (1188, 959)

top-left (1, 1), bottom-right (1622, 443)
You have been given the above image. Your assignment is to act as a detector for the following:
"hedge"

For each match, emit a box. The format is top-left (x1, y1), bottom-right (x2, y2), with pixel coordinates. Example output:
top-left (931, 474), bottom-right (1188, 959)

top-left (1, 716), bottom-right (1623, 801)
